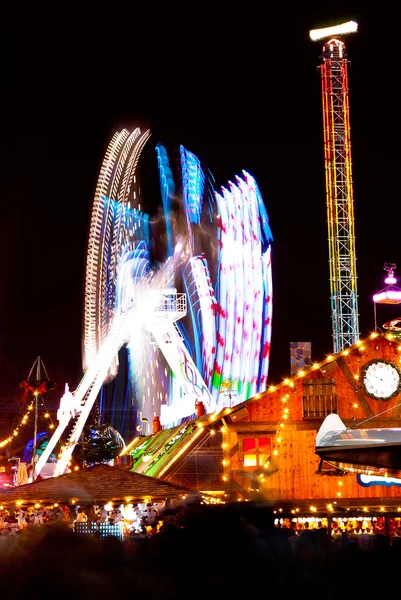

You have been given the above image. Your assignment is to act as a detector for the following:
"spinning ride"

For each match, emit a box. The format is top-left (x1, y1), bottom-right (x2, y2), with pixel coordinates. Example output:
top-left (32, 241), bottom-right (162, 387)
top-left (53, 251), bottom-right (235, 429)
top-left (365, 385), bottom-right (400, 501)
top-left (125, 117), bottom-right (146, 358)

top-left (35, 127), bottom-right (274, 479)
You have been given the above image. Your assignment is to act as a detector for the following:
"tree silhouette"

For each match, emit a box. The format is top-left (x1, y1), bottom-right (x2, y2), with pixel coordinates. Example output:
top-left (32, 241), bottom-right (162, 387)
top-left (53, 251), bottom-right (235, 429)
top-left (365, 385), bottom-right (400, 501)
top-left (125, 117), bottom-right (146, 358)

top-left (79, 404), bottom-right (120, 466)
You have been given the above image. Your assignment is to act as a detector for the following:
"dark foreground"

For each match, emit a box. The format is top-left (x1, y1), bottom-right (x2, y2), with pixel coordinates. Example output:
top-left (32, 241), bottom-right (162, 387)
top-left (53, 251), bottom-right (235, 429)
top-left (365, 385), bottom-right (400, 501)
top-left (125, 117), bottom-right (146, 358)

top-left (0, 502), bottom-right (396, 599)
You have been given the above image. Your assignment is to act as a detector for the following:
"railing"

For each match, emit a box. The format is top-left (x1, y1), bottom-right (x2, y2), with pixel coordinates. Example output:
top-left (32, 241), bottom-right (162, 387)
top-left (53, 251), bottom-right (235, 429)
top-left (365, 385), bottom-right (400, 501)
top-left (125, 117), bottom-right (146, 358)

top-left (153, 292), bottom-right (187, 317)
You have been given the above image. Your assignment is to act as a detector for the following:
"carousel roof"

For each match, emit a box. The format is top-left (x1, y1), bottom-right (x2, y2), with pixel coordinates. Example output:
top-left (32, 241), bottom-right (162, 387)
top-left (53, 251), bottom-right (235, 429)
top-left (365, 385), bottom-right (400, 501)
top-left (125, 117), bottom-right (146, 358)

top-left (0, 463), bottom-right (202, 506)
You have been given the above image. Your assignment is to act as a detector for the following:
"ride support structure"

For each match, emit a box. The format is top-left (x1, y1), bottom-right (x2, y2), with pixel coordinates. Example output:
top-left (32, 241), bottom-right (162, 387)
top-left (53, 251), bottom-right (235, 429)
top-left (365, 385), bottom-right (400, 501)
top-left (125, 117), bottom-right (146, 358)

top-left (311, 22), bottom-right (359, 353)
top-left (35, 289), bottom-right (214, 479)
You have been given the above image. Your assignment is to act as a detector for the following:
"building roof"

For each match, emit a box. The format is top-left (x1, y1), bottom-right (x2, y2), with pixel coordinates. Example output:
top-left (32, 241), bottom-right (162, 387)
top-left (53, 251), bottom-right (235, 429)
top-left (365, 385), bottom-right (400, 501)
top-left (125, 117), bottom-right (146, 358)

top-left (0, 463), bottom-right (202, 506)
top-left (121, 412), bottom-right (226, 478)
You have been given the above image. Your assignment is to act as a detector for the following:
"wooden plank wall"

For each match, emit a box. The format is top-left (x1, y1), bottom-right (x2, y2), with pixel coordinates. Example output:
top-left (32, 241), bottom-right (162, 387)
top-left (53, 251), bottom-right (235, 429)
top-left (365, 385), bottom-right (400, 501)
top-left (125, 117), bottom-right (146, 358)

top-left (231, 428), bottom-right (401, 503)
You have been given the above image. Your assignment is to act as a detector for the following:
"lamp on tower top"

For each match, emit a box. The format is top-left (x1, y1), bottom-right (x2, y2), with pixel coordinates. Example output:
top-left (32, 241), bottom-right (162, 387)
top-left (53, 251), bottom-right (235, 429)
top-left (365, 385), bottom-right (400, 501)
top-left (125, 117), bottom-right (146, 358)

top-left (373, 263), bottom-right (401, 305)
top-left (373, 263), bottom-right (401, 335)
top-left (309, 20), bottom-right (358, 41)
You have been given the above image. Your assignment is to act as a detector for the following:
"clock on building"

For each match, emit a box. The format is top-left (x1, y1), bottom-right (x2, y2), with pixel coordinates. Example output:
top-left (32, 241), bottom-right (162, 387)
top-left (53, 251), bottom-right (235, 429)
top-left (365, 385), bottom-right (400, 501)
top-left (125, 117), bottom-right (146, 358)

top-left (361, 359), bottom-right (401, 401)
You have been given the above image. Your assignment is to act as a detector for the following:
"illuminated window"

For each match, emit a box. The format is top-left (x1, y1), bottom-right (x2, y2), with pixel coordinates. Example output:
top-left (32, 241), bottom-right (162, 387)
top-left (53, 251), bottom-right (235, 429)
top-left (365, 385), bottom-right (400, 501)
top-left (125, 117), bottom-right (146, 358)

top-left (243, 438), bottom-right (271, 468)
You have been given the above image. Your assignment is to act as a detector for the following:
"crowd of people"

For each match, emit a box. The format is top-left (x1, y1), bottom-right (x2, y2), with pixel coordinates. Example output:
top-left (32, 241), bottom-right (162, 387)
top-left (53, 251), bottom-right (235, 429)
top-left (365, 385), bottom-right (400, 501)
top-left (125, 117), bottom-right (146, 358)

top-left (0, 501), bottom-right (398, 598)
top-left (0, 500), bottom-right (165, 539)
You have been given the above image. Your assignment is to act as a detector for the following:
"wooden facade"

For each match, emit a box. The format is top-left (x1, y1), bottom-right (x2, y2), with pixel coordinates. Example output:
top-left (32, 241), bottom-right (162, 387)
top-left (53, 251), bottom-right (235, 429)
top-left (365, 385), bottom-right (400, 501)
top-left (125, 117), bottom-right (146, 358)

top-left (124, 332), bottom-right (401, 513)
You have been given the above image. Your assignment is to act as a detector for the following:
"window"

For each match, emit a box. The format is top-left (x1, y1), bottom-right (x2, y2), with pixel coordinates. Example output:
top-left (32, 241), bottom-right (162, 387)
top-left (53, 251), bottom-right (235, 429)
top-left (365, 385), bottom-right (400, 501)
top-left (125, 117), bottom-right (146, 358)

top-left (302, 378), bottom-right (338, 418)
top-left (243, 437), bottom-right (271, 468)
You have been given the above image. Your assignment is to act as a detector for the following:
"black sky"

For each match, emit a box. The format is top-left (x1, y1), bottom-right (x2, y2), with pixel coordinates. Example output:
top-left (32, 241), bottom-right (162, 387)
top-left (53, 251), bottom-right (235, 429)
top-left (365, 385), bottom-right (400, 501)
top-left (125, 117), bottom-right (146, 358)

top-left (1, 5), bottom-right (400, 411)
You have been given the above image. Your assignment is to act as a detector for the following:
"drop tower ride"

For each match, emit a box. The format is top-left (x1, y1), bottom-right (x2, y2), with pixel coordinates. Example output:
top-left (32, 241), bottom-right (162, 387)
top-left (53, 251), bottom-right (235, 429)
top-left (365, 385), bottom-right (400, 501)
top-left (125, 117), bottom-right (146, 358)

top-left (310, 21), bottom-right (359, 353)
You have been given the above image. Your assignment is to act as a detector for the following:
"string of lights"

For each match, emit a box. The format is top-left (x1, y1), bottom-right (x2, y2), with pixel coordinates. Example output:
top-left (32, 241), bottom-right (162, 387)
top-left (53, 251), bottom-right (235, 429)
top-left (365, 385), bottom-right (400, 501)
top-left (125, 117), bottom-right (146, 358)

top-left (0, 393), bottom-right (56, 449)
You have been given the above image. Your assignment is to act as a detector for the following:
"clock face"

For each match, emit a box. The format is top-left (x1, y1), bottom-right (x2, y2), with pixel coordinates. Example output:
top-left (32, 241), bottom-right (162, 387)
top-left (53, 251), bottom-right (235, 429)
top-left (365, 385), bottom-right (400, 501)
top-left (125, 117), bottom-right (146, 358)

top-left (361, 360), bottom-right (401, 401)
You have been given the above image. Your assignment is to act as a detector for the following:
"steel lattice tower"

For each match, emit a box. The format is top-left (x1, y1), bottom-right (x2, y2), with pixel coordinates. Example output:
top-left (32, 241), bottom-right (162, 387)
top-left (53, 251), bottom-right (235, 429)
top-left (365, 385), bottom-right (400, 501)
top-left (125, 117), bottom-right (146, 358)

top-left (311, 22), bottom-right (359, 353)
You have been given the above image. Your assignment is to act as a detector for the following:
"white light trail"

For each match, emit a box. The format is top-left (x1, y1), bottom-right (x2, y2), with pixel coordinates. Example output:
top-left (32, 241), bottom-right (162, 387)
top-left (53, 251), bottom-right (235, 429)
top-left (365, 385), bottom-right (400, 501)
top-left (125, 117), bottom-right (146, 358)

top-left (309, 20), bottom-right (358, 41)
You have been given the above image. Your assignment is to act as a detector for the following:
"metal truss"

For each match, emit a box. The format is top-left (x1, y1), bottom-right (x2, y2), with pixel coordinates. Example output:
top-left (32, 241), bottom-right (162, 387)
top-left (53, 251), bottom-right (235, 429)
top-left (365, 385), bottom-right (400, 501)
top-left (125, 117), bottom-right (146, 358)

top-left (319, 38), bottom-right (359, 353)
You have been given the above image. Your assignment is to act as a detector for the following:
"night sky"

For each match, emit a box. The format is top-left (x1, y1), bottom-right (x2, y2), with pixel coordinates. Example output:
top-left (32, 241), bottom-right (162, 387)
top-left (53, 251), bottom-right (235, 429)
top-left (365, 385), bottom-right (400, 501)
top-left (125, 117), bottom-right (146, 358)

top-left (1, 6), bottom-right (400, 430)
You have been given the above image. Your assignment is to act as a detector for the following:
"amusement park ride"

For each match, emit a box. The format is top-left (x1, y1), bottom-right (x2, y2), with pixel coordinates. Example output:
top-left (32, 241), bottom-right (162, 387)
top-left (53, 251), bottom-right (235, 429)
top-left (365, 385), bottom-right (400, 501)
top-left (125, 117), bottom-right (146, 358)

top-left (310, 20), bottom-right (359, 354)
top-left (33, 127), bottom-right (273, 480)
top-left (309, 21), bottom-right (401, 478)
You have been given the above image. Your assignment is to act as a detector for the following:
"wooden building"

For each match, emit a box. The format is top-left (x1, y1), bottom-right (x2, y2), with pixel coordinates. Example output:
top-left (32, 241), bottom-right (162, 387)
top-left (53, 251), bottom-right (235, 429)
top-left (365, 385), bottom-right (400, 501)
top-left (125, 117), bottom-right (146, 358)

top-left (0, 463), bottom-right (205, 507)
top-left (122, 331), bottom-right (401, 530)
